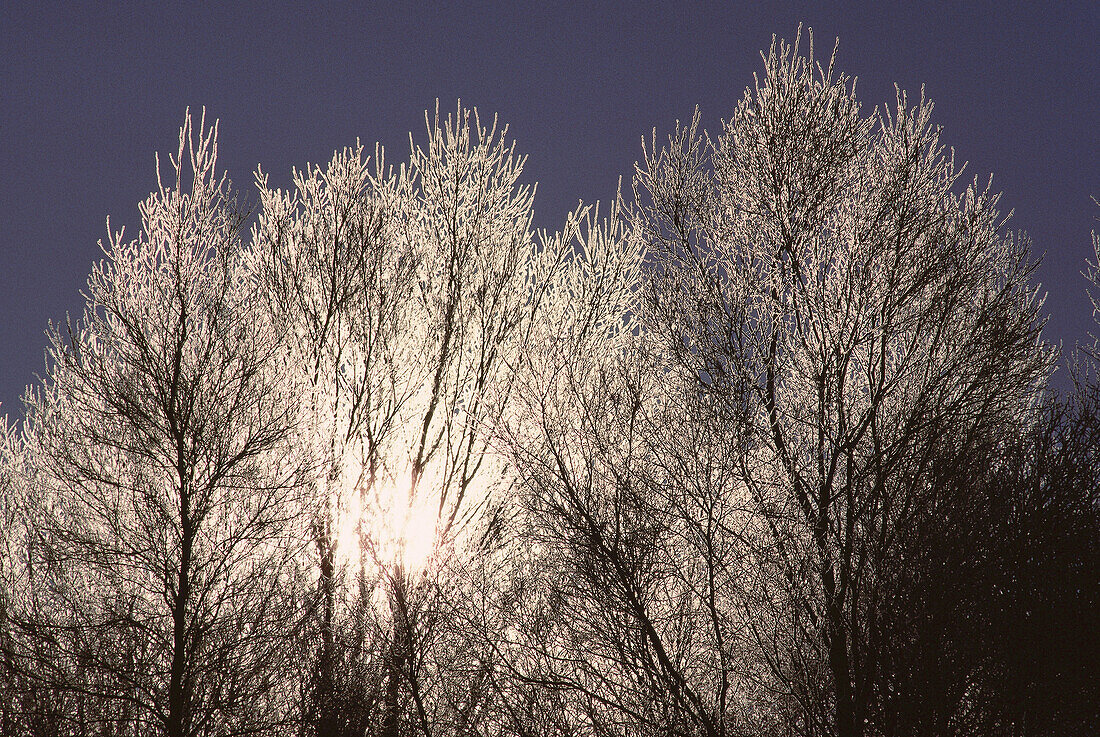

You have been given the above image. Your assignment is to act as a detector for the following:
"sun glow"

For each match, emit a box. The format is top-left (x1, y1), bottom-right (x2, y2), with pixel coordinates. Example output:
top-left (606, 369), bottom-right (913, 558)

top-left (335, 468), bottom-right (441, 576)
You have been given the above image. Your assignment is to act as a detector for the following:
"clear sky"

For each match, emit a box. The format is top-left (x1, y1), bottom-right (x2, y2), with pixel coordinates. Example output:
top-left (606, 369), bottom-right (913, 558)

top-left (2, 1), bottom-right (1097, 413)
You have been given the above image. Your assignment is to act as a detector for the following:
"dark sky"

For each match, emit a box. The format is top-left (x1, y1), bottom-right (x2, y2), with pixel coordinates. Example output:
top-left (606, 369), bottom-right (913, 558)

top-left (2, 1), bottom-right (1097, 413)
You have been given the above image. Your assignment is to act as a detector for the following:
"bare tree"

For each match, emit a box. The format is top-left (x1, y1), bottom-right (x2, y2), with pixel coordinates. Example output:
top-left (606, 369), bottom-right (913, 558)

top-left (0, 411), bottom-right (28, 735)
top-left (370, 106), bottom-right (642, 737)
top-left (251, 140), bottom-right (415, 736)
top-left (13, 111), bottom-right (304, 737)
top-left (634, 30), bottom-right (1053, 737)
top-left (487, 207), bottom-right (744, 737)
top-left (251, 103), bottom-right (613, 737)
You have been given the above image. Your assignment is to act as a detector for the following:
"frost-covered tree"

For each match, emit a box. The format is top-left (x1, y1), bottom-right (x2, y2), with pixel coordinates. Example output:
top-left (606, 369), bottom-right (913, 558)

top-left (251, 139), bottom-right (416, 736)
top-left (469, 200), bottom-right (651, 737)
top-left (0, 411), bottom-right (27, 735)
top-left (494, 200), bottom-right (803, 736)
top-left (251, 104), bottom-right (637, 737)
top-left (15, 111), bottom-right (303, 737)
top-left (634, 31), bottom-right (1052, 737)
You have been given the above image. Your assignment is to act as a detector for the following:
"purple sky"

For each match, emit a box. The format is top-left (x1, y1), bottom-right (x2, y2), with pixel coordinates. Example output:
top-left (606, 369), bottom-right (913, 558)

top-left (2, 2), bottom-right (1098, 413)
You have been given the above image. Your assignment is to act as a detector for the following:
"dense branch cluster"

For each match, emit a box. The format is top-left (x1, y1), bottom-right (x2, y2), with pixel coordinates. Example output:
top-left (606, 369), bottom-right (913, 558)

top-left (1, 32), bottom-right (1097, 737)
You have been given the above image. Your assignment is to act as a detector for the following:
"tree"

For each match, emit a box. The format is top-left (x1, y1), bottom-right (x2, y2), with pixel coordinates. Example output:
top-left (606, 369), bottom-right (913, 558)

top-left (13, 110), bottom-right (303, 737)
top-left (251, 138), bottom-right (415, 737)
top-left (975, 199), bottom-right (1100, 734)
top-left (477, 200), bottom-right (662, 737)
top-left (251, 103), bottom-right (618, 737)
top-left (0, 410), bottom-right (29, 736)
top-left (633, 30), bottom-right (1053, 737)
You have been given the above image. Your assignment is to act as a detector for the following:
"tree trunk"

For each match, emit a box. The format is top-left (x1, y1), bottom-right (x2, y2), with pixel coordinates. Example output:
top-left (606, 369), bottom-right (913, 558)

top-left (822, 552), bottom-right (859, 737)
top-left (168, 498), bottom-right (193, 737)
top-left (382, 568), bottom-right (408, 737)
top-left (828, 614), bottom-right (858, 737)
top-left (315, 521), bottom-right (337, 737)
